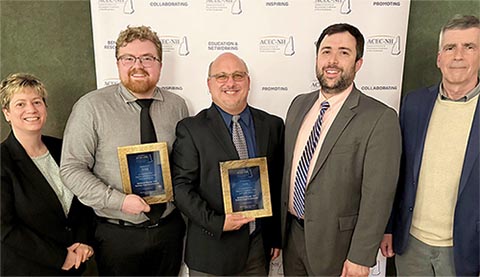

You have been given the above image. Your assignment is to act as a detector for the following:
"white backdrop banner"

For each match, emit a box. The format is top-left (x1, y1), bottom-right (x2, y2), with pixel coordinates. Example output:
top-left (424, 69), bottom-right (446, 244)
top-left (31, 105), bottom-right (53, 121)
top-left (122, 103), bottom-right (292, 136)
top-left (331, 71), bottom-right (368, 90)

top-left (90, 0), bottom-right (410, 275)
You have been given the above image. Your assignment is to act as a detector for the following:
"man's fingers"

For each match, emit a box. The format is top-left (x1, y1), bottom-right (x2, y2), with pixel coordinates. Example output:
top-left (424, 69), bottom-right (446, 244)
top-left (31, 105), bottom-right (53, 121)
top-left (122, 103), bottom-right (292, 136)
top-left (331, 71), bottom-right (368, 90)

top-left (143, 203), bottom-right (151, 212)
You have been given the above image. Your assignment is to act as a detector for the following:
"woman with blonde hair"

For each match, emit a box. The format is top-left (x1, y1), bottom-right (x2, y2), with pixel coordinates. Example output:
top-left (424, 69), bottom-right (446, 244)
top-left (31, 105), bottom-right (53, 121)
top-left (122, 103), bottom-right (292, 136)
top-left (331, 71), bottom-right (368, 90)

top-left (1, 73), bottom-right (94, 275)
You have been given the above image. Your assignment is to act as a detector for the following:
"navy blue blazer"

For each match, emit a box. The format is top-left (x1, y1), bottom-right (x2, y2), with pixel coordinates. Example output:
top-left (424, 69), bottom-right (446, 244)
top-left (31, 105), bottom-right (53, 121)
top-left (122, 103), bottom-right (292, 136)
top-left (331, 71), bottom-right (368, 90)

top-left (387, 84), bottom-right (479, 276)
top-left (1, 132), bottom-right (94, 276)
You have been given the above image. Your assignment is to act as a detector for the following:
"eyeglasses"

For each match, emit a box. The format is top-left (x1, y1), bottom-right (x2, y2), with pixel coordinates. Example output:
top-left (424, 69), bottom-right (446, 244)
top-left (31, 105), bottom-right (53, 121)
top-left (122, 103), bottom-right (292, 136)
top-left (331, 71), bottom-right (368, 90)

top-left (209, 71), bottom-right (248, 83)
top-left (117, 55), bottom-right (160, 68)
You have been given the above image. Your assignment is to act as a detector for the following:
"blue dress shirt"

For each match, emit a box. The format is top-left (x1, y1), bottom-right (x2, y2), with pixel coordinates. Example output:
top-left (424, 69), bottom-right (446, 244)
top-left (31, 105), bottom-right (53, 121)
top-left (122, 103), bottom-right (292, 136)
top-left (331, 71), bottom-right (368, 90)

top-left (214, 104), bottom-right (257, 158)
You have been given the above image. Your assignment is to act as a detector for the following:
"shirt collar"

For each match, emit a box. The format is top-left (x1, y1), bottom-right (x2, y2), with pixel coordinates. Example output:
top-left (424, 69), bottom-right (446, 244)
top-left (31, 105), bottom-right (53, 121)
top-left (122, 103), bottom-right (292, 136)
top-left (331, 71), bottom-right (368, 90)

top-left (118, 83), bottom-right (164, 103)
top-left (439, 79), bottom-right (480, 102)
top-left (214, 103), bottom-right (252, 128)
top-left (319, 83), bottom-right (354, 106)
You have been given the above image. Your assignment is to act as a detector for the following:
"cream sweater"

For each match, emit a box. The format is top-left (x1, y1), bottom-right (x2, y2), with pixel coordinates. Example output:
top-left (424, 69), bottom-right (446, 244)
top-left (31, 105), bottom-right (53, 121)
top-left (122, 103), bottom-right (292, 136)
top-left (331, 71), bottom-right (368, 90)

top-left (410, 94), bottom-right (478, 246)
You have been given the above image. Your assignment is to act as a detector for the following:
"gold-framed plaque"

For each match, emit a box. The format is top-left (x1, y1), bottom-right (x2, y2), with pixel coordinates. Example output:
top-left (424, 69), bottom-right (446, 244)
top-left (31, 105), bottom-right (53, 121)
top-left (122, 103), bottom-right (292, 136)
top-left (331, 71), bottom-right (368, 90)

top-left (220, 157), bottom-right (272, 218)
top-left (117, 142), bottom-right (173, 205)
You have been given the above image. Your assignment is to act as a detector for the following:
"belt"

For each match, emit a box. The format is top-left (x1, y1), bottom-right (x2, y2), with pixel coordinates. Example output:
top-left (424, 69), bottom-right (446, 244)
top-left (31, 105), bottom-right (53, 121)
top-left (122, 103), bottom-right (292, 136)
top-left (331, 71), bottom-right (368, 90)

top-left (289, 213), bottom-right (304, 228)
top-left (98, 207), bottom-right (180, 228)
top-left (101, 218), bottom-right (160, 228)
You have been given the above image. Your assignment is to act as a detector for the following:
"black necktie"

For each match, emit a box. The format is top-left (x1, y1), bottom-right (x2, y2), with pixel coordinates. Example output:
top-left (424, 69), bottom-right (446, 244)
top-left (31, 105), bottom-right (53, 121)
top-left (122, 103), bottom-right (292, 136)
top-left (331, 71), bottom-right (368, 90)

top-left (136, 99), bottom-right (157, 144)
top-left (136, 99), bottom-right (165, 221)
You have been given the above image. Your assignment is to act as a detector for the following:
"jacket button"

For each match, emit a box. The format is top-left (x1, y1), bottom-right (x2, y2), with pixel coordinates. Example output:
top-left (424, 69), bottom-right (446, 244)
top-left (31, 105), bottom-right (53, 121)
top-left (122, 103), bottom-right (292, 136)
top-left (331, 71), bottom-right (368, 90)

top-left (409, 207), bottom-right (413, 212)
top-left (65, 227), bottom-right (72, 231)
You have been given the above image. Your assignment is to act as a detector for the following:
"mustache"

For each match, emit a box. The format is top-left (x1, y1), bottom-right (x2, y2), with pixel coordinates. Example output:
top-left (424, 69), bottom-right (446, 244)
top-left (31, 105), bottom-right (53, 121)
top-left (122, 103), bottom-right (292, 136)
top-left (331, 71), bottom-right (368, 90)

top-left (322, 65), bottom-right (342, 71)
top-left (128, 68), bottom-right (150, 76)
top-left (220, 84), bottom-right (240, 90)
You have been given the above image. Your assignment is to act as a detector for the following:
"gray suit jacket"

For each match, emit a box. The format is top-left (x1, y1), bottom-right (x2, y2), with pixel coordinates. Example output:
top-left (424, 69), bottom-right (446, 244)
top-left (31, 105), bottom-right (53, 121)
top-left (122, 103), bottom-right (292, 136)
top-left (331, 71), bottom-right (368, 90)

top-left (281, 87), bottom-right (401, 275)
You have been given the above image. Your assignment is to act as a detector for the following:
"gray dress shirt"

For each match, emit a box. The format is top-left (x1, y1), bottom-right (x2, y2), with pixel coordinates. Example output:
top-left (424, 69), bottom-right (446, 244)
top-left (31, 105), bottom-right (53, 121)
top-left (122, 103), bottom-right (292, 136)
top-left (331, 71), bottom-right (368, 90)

top-left (60, 83), bottom-right (188, 224)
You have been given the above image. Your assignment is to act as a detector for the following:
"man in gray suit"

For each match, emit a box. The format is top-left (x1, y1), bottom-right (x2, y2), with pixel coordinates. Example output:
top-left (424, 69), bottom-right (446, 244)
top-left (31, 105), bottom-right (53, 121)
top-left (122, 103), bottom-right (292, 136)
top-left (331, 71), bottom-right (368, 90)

top-left (281, 23), bottom-right (402, 276)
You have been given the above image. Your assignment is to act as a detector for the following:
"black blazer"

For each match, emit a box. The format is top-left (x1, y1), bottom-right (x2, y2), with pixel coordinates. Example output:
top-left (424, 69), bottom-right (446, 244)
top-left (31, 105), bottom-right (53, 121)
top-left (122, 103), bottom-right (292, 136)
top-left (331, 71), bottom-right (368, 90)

top-left (1, 132), bottom-right (94, 276)
top-left (172, 105), bottom-right (284, 275)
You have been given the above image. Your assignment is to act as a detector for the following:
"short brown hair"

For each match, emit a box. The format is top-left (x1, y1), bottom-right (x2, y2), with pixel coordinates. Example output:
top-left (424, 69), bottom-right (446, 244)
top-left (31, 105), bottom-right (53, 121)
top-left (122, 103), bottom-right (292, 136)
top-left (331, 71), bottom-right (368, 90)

top-left (316, 23), bottom-right (365, 62)
top-left (115, 25), bottom-right (163, 62)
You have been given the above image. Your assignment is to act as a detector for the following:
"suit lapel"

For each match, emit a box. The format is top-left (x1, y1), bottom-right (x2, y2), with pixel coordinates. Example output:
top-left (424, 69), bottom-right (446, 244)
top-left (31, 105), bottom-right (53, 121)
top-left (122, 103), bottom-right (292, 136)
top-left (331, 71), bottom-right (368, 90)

top-left (205, 105), bottom-right (239, 159)
top-left (412, 86), bottom-right (438, 182)
top-left (309, 89), bottom-right (358, 181)
top-left (6, 133), bottom-right (66, 219)
top-left (458, 97), bottom-right (480, 196)
top-left (251, 108), bottom-right (268, 157)
top-left (285, 91), bottom-right (319, 164)
top-left (282, 93), bottom-right (318, 207)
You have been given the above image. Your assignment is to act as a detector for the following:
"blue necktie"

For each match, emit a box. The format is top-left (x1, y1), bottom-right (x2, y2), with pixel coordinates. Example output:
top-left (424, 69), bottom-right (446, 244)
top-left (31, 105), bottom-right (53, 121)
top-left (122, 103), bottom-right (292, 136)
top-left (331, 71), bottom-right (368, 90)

top-left (293, 101), bottom-right (330, 218)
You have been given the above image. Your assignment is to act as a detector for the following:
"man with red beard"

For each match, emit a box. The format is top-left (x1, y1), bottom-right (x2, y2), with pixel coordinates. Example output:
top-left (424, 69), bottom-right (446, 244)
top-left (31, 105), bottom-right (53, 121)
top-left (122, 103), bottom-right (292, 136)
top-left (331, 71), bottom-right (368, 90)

top-left (60, 26), bottom-right (188, 276)
top-left (280, 23), bottom-right (401, 276)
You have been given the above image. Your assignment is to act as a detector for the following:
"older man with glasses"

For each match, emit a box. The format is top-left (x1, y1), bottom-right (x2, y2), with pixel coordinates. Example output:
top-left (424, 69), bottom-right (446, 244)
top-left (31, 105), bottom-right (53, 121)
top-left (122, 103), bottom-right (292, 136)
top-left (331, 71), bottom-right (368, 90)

top-left (60, 25), bottom-right (188, 276)
top-left (171, 52), bottom-right (284, 276)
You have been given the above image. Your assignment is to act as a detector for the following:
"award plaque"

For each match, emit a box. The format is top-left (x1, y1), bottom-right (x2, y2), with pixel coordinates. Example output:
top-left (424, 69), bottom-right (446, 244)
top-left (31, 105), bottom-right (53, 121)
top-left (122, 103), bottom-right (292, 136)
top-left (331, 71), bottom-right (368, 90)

top-left (220, 157), bottom-right (272, 218)
top-left (117, 142), bottom-right (173, 204)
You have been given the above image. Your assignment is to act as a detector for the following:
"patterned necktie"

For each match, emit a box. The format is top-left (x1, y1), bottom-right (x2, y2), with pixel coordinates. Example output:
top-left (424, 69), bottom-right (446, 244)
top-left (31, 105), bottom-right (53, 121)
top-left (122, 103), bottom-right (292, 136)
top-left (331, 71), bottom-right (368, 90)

top-left (136, 99), bottom-right (165, 220)
top-left (231, 115), bottom-right (248, 159)
top-left (293, 101), bottom-right (330, 218)
top-left (231, 115), bottom-right (255, 234)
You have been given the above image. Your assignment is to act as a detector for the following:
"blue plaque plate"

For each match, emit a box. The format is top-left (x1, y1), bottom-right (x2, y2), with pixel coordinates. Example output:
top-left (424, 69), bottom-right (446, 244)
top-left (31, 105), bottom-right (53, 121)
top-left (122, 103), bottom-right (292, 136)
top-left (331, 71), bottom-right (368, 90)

top-left (118, 142), bottom-right (173, 204)
top-left (220, 157), bottom-right (272, 218)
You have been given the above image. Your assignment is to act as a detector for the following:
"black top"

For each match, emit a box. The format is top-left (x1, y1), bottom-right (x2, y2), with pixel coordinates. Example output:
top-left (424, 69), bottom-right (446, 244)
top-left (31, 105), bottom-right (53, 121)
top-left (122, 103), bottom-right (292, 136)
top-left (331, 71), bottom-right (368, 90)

top-left (1, 132), bottom-right (94, 276)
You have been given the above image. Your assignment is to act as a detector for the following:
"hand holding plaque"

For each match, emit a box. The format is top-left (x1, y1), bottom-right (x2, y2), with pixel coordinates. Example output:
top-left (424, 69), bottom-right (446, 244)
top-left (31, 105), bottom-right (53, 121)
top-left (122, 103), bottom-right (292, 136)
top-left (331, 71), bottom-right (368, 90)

top-left (220, 157), bottom-right (272, 218)
top-left (117, 142), bottom-right (173, 204)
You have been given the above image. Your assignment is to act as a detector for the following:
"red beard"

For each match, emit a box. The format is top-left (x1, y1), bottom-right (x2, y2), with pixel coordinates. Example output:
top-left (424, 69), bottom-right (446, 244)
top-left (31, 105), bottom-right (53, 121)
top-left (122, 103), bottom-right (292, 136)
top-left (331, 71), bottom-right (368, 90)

top-left (122, 68), bottom-right (157, 95)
